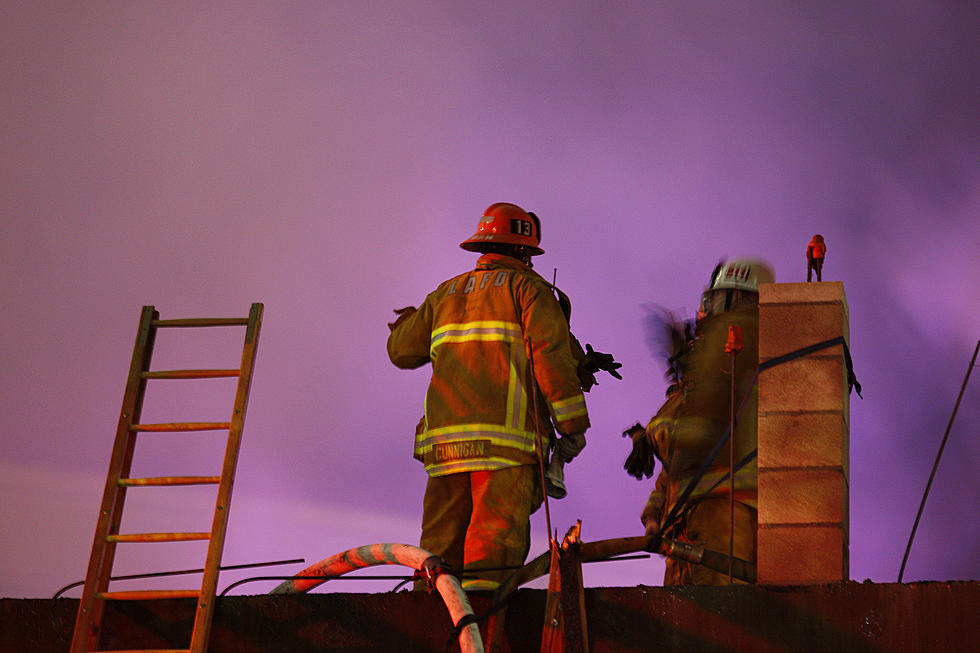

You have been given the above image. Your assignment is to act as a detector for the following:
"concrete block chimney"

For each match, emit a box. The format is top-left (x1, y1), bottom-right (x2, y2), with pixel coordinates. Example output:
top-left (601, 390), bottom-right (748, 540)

top-left (757, 281), bottom-right (850, 584)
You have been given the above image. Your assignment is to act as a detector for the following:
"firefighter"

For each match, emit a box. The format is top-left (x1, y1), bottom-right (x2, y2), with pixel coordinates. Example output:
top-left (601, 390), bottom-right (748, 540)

top-left (806, 234), bottom-right (826, 282)
top-left (632, 259), bottom-right (774, 585)
top-left (387, 202), bottom-right (597, 591)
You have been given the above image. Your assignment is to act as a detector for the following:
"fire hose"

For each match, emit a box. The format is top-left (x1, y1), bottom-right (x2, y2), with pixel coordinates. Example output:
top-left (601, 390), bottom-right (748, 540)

top-left (269, 543), bottom-right (483, 653)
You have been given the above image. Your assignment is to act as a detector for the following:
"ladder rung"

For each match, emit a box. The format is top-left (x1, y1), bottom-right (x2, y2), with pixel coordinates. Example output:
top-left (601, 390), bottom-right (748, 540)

top-left (142, 369), bottom-right (240, 379)
top-left (97, 589), bottom-right (200, 601)
top-left (152, 317), bottom-right (249, 327)
top-left (108, 532), bottom-right (211, 543)
top-left (129, 422), bottom-right (231, 432)
top-left (119, 476), bottom-right (221, 487)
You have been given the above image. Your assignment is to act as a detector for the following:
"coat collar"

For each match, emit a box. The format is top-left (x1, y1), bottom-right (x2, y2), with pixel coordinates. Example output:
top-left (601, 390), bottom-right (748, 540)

top-left (475, 253), bottom-right (536, 276)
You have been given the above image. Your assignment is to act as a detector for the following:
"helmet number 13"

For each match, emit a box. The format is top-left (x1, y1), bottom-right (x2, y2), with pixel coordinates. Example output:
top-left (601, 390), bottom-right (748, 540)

top-left (510, 219), bottom-right (533, 236)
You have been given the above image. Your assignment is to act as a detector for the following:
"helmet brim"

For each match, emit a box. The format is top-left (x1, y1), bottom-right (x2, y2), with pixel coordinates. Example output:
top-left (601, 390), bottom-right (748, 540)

top-left (460, 238), bottom-right (544, 256)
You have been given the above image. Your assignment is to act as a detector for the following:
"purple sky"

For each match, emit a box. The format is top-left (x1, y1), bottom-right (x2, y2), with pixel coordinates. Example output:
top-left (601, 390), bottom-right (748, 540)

top-left (2, 2), bottom-right (978, 598)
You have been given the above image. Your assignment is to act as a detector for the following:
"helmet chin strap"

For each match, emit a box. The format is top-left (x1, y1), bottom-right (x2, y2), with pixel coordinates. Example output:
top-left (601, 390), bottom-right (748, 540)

top-left (519, 248), bottom-right (533, 267)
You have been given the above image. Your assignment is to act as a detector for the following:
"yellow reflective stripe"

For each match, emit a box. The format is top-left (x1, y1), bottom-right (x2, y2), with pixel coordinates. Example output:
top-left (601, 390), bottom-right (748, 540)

top-left (506, 341), bottom-right (527, 431)
top-left (551, 393), bottom-right (587, 422)
top-left (552, 394), bottom-right (586, 409)
top-left (415, 424), bottom-right (537, 454)
top-left (505, 359), bottom-right (516, 429)
top-left (555, 407), bottom-right (588, 421)
top-left (426, 457), bottom-right (518, 476)
top-left (431, 320), bottom-right (519, 336)
top-left (430, 321), bottom-right (522, 352)
top-left (420, 423), bottom-right (538, 439)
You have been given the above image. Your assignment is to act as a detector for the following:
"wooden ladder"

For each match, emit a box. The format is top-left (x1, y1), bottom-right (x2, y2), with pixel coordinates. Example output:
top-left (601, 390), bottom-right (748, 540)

top-left (70, 303), bottom-right (264, 653)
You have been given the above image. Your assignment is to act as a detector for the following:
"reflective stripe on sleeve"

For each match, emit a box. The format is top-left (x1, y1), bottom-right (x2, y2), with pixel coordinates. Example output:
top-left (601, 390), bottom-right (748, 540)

top-left (550, 393), bottom-right (588, 423)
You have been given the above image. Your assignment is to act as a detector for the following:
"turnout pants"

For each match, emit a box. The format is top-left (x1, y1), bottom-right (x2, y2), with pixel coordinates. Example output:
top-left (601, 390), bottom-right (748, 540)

top-left (664, 497), bottom-right (757, 586)
top-left (420, 464), bottom-right (541, 590)
top-left (807, 257), bottom-right (824, 282)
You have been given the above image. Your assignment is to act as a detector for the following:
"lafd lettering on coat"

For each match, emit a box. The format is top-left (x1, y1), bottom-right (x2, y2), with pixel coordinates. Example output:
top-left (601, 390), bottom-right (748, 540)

top-left (447, 271), bottom-right (510, 295)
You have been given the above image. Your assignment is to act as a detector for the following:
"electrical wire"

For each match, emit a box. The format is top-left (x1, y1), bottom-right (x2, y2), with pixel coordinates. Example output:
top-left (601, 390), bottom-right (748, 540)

top-left (898, 340), bottom-right (979, 582)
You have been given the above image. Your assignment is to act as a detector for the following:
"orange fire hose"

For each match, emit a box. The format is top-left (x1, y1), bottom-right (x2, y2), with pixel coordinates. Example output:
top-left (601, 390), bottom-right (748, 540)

top-left (270, 543), bottom-right (483, 653)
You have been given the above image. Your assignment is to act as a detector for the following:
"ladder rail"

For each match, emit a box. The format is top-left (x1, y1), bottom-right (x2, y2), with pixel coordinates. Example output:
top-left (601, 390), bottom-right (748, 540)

top-left (190, 302), bottom-right (263, 653)
top-left (71, 305), bottom-right (157, 653)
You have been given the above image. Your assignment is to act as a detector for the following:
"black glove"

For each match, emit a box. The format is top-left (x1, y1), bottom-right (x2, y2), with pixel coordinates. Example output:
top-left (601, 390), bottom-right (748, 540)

top-left (387, 306), bottom-right (417, 332)
top-left (622, 422), bottom-right (658, 480)
top-left (577, 344), bottom-right (623, 391)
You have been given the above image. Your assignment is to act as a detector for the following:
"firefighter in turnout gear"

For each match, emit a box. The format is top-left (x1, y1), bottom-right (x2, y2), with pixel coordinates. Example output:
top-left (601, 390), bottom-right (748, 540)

top-left (631, 259), bottom-right (773, 585)
top-left (388, 203), bottom-right (612, 590)
top-left (806, 234), bottom-right (826, 282)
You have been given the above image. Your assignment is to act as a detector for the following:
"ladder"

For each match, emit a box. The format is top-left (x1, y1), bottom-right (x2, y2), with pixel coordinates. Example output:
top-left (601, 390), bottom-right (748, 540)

top-left (70, 303), bottom-right (263, 653)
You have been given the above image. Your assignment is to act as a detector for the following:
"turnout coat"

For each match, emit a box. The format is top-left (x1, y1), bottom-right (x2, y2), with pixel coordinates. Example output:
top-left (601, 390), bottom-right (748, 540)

top-left (387, 253), bottom-right (590, 477)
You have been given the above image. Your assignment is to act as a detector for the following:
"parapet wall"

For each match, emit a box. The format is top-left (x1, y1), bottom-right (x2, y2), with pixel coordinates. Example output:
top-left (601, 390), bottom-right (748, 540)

top-left (5, 583), bottom-right (977, 652)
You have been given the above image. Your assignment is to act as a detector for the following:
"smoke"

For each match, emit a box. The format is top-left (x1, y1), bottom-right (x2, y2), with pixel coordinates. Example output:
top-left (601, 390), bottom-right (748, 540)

top-left (2, 1), bottom-right (978, 595)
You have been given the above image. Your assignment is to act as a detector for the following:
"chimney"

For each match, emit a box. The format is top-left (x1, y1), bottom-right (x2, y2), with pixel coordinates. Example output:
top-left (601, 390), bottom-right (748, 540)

top-left (757, 281), bottom-right (850, 584)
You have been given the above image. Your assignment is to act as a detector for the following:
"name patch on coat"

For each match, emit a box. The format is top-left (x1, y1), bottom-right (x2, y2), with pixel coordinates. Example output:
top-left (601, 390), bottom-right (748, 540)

top-left (433, 440), bottom-right (490, 462)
